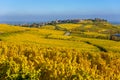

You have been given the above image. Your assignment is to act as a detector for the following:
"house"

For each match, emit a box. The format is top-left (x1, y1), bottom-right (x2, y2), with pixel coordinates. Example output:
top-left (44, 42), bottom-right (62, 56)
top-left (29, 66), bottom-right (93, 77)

top-left (71, 19), bottom-right (82, 23)
top-left (64, 31), bottom-right (71, 36)
top-left (110, 34), bottom-right (120, 41)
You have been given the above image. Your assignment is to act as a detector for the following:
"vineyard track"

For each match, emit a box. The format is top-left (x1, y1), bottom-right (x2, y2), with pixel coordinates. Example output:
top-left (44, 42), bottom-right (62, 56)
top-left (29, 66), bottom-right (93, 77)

top-left (84, 41), bottom-right (107, 52)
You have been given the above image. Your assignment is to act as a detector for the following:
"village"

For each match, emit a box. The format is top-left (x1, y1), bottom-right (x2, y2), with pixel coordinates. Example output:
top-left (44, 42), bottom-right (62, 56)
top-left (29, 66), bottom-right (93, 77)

top-left (16, 18), bottom-right (107, 28)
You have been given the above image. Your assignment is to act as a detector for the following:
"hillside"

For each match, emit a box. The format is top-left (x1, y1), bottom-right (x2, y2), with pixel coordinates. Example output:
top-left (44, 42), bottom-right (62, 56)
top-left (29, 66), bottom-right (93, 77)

top-left (0, 22), bottom-right (120, 80)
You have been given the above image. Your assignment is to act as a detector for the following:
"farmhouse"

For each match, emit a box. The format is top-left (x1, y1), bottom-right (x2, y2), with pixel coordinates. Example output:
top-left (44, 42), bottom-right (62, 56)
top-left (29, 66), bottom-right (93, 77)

top-left (110, 34), bottom-right (120, 41)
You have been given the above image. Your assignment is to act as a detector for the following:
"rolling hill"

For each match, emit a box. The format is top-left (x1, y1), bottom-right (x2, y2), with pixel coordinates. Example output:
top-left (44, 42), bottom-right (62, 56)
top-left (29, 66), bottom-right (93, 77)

top-left (0, 22), bottom-right (120, 80)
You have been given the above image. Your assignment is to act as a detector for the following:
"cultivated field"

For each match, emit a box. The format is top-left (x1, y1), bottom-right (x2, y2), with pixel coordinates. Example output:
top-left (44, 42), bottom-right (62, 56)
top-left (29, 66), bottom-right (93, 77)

top-left (0, 22), bottom-right (120, 80)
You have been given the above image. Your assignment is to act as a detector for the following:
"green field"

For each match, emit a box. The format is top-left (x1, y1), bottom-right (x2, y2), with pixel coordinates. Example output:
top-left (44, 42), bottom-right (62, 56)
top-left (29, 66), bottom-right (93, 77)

top-left (0, 22), bottom-right (120, 80)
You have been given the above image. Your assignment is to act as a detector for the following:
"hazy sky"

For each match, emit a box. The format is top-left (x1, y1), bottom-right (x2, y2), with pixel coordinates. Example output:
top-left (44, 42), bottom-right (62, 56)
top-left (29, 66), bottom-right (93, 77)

top-left (0, 0), bottom-right (120, 22)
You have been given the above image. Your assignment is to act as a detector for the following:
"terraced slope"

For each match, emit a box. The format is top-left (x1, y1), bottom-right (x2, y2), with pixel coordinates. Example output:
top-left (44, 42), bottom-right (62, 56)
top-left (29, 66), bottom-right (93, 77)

top-left (0, 24), bottom-right (120, 80)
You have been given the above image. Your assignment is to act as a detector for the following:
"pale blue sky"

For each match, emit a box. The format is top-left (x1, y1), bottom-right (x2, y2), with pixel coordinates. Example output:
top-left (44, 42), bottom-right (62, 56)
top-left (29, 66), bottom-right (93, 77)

top-left (0, 0), bottom-right (120, 22)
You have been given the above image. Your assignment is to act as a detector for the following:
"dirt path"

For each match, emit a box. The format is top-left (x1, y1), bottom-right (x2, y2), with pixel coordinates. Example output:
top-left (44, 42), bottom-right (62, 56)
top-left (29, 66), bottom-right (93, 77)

top-left (84, 41), bottom-right (107, 52)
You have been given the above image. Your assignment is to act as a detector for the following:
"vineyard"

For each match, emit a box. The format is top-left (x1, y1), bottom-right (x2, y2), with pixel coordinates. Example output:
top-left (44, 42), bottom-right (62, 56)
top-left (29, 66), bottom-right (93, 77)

top-left (0, 23), bottom-right (120, 80)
